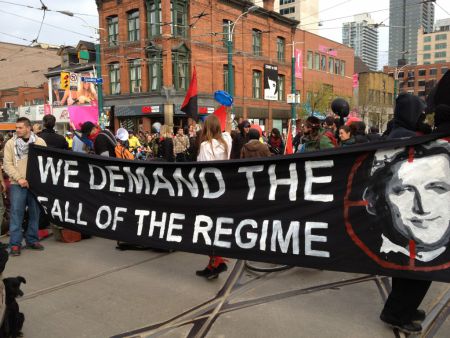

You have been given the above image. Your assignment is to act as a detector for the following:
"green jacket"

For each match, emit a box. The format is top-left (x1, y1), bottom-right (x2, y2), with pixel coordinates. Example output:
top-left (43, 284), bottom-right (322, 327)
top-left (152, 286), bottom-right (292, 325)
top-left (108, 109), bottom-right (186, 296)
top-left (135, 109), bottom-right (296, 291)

top-left (301, 131), bottom-right (334, 152)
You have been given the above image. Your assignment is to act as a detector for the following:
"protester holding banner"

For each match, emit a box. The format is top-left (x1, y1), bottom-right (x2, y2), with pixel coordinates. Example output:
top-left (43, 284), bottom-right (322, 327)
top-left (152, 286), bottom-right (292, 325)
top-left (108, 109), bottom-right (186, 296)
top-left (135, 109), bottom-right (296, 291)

top-left (4, 117), bottom-right (46, 256)
top-left (378, 93), bottom-right (432, 334)
top-left (196, 114), bottom-right (232, 279)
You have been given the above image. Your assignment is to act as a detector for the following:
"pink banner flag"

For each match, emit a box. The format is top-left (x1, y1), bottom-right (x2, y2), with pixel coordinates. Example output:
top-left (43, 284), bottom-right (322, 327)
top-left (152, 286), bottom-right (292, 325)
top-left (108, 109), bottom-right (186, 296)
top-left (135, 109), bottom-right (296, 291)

top-left (295, 49), bottom-right (303, 79)
top-left (68, 105), bottom-right (99, 130)
top-left (352, 73), bottom-right (359, 88)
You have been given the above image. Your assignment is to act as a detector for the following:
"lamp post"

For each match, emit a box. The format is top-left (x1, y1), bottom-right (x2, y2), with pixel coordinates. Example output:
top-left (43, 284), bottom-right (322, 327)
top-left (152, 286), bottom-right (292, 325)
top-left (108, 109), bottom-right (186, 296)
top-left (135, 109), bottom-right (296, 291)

top-left (227, 5), bottom-right (258, 127)
top-left (287, 41), bottom-right (304, 136)
top-left (393, 63), bottom-right (409, 100)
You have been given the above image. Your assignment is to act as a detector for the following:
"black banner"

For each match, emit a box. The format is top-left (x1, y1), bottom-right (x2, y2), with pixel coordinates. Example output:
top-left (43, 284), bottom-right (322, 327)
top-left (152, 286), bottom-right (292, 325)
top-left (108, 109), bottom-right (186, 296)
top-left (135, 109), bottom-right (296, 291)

top-left (27, 134), bottom-right (450, 282)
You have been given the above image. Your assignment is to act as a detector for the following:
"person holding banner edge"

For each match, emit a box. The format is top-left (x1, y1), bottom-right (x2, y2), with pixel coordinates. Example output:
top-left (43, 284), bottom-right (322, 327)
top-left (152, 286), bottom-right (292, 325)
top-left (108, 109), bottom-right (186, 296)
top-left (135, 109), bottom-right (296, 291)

top-left (3, 117), bottom-right (46, 256)
top-left (195, 115), bottom-right (232, 279)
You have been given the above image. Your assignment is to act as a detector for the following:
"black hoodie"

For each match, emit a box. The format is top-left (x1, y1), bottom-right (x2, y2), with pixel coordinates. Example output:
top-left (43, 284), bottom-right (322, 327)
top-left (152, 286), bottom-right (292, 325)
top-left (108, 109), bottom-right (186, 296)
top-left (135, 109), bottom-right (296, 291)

top-left (389, 93), bottom-right (426, 139)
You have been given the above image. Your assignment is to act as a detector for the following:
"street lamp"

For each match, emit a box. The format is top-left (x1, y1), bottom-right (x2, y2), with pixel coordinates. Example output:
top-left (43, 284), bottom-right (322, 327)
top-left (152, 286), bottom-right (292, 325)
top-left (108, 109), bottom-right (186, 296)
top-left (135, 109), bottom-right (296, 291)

top-left (287, 41), bottom-right (304, 136)
top-left (393, 62), bottom-right (410, 100)
top-left (227, 5), bottom-right (258, 127)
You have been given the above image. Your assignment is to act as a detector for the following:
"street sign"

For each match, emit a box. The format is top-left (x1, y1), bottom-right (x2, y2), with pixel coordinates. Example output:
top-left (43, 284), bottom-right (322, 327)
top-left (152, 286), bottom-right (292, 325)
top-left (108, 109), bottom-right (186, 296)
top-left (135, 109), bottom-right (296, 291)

top-left (81, 77), bottom-right (103, 84)
top-left (70, 73), bottom-right (78, 87)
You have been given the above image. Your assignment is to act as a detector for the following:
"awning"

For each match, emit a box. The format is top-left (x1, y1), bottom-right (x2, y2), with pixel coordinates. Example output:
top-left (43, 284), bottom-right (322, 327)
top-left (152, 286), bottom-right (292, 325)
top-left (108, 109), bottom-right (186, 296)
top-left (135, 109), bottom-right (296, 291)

top-left (0, 123), bottom-right (16, 130)
top-left (115, 104), bottom-right (164, 117)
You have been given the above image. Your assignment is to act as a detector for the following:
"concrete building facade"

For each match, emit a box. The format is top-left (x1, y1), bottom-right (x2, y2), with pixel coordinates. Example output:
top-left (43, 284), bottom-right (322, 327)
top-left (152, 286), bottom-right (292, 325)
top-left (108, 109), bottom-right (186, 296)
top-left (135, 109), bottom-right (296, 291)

top-left (388, 0), bottom-right (434, 66)
top-left (273, 0), bottom-right (319, 33)
top-left (417, 19), bottom-right (450, 65)
top-left (96, 0), bottom-right (354, 133)
top-left (356, 72), bottom-right (394, 132)
top-left (342, 13), bottom-right (378, 71)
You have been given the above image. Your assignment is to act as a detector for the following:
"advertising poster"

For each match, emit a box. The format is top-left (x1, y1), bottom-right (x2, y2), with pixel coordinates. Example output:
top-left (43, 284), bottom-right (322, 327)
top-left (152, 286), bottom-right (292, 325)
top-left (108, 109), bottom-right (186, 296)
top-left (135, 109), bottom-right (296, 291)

top-left (295, 49), bottom-right (303, 79)
top-left (50, 71), bottom-right (98, 107)
top-left (264, 64), bottom-right (278, 101)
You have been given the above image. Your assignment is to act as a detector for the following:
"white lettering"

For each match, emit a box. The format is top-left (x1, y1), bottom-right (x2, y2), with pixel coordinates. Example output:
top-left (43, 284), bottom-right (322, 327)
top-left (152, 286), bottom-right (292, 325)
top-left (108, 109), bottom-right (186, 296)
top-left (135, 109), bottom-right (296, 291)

top-left (135, 209), bottom-right (150, 236)
top-left (89, 164), bottom-right (107, 190)
top-left (64, 201), bottom-right (75, 224)
top-left (96, 206), bottom-right (112, 229)
top-left (167, 213), bottom-right (185, 242)
top-left (192, 215), bottom-right (213, 245)
top-left (236, 219), bottom-right (258, 249)
top-left (152, 168), bottom-right (175, 196)
top-left (238, 165), bottom-right (264, 200)
top-left (270, 220), bottom-right (300, 254)
top-left (149, 211), bottom-right (167, 238)
top-left (199, 168), bottom-right (225, 199)
top-left (124, 167), bottom-right (150, 194)
top-left (268, 163), bottom-right (298, 201)
top-left (50, 199), bottom-right (63, 222)
top-left (38, 157), bottom-right (63, 184)
top-left (305, 222), bottom-right (330, 257)
top-left (113, 207), bottom-right (127, 231)
top-left (105, 166), bottom-right (126, 193)
top-left (173, 168), bottom-right (199, 197)
top-left (76, 203), bottom-right (87, 226)
top-left (214, 217), bottom-right (233, 248)
top-left (304, 161), bottom-right (334, 202)
top-left (63, 160), bottom-right (79, 188)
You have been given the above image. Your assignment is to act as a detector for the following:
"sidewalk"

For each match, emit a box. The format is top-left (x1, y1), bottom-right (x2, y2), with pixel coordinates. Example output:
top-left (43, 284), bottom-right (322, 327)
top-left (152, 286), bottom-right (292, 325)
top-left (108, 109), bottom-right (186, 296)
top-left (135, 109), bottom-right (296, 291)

top-left (2, 236), bottom-right (449, 338)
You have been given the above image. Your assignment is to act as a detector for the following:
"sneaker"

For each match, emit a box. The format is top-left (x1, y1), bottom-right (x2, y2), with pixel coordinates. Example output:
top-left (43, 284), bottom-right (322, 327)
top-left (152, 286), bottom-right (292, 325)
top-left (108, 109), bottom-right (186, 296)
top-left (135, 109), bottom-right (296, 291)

top-left (380, 313), bottom-right (422, 334)
top-left (215, 262), bottom-right (228, 275)
top-left (411, 309), bottom-right (426, 322)
top-left (9, 246), bottom-right (21, 256)
top-left (196, 266), bottom-right (219, 280)
top-left (27, 242), bottom-right (45, 251)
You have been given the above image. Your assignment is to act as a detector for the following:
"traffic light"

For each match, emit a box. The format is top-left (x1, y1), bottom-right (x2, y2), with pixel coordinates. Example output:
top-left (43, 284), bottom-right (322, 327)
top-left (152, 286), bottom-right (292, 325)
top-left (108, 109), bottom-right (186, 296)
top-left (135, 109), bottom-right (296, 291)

top-left (60, 72), bottom-right (70, 90)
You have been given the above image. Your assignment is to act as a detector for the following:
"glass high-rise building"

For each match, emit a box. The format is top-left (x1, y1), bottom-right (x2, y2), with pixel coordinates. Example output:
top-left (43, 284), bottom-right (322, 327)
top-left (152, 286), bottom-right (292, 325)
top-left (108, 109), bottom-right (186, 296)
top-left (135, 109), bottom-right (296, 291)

top-left (343, 13), bottom-right (379, 71)
top-left (389, 0), bottom-right (434, 66)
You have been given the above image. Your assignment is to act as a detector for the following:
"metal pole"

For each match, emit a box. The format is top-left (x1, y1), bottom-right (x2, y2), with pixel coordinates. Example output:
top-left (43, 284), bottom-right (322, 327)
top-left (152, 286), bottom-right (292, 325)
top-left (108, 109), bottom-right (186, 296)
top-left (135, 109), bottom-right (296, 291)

top-left (291, 42), bottom-right (296, 136)
top-left (227, 22), bottom-right (233, 127)
top-left (95, 43), bottom-right (104, 124)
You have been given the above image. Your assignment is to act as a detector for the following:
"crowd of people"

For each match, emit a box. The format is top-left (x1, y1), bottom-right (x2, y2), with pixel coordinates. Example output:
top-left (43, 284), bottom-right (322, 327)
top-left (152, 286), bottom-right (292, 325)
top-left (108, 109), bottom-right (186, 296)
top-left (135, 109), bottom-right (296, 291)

top-left (0, 71), bottom-right (448, 334)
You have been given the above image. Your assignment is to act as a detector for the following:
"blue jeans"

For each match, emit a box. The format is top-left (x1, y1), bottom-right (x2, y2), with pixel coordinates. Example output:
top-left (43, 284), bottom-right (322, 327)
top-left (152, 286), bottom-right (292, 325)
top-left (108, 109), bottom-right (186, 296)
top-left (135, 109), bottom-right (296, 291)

top-left (9, 184), bottom-right (40, 247)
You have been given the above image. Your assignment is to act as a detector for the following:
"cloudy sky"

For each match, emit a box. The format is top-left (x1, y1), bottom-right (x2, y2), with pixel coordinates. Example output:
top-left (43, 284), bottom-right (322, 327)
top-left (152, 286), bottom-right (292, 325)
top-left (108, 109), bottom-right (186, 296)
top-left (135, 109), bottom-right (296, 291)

top-left (0, 0), bottom-right (449, 69)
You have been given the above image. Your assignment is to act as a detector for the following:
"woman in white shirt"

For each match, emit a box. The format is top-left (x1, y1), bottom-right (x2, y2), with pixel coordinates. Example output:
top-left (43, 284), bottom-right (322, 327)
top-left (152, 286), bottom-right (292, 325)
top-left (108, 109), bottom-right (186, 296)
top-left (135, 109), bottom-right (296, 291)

top-left (196, 115), bottom-right (232, 279)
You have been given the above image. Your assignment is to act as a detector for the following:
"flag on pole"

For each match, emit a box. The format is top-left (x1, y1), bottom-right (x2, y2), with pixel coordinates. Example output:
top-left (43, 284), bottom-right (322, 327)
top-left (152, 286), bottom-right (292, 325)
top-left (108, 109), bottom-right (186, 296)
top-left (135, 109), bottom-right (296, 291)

top-left (213, 105), bottom-right (227, 131)
top-left (181, 66), bottom-right (198, 121)
top-left (284, 120), bottom-right (293, 155)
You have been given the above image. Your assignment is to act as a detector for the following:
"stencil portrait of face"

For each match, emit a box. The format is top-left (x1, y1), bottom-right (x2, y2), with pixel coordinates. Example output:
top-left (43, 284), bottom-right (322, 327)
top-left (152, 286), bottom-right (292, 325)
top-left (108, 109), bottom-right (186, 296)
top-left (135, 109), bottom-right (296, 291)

top-left (385, 154), bottom-right (450, 248)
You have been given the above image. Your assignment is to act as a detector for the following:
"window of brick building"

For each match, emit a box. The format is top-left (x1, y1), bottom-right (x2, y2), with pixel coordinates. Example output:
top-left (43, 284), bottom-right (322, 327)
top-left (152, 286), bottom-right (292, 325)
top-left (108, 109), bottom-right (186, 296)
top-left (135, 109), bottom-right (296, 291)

top-left (436, 33), bottom-right (447, 41)
top-left (171, 0), bottom-right (187, 38)
top-left (129, 59), bottom-right (142, 93)
top-left (321, 55), bottom-right (326, 71)
top-left (148, 51), bottom-right (162, 91)
top-left (252, 29), bottom-right (262, 56)
top-left (109, 63), bottom-right (120, 95)
top-left (424, 45), bottom-right (431, 51)
top-left (147, 0), bottom-right (161, 37)
top-left (424, 36), bottom-right (431, 43)
top-left (278, 74), bottom-right (285, 101)
top-left (107, 16), bottom-right (119, 46)
top-left (328, 57), bottom-right (334, 73)
top-left (314, 53), bottom-right (320, 70)
top-left (407, 81), bottom-right (414, 87)
top-left (430, 68), bottom-right (437, 75)
top-left (335, 59), bottom-right (340, 74)
top-left (418, 80), bottom-right (426, 87)
top-left (223, 65), bottom-right (235, 93)
top-left (252, 70), bottom-right (262, 99)
top-left (435, 51), bottom-right (447, 58)
top-left (423, 53), bottom-right (431, 60)
top-left (307, 51), bottom-right (313, 69)
top-left (172, 48), bottom-right (189, 90)
top-left (442, 67), bottom-right (448, 75)
top-left (340, 60), bottom-right (345, 76)
top-left (128, 10), bottom-right (140, 41)
top-left (435, 43), bottom-right (447, 50)
top-left (277, 37), bottom-right (285, 62)
top-left (418, 69), bottom-right (426, 76)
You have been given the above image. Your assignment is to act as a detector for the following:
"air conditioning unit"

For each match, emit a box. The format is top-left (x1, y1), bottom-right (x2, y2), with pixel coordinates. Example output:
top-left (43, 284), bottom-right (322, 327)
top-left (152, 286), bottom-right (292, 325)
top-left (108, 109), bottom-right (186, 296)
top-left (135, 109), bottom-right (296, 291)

top-left (133, 86), bottom-right (142, 93)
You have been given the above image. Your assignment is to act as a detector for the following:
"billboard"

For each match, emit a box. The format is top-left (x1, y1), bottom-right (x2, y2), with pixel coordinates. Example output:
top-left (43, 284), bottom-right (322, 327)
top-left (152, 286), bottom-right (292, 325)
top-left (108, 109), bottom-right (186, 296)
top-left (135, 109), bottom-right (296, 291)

top-left (50, 70), bottom-right (97, 107)
top-left (264, 64), bottom-right (278, 101)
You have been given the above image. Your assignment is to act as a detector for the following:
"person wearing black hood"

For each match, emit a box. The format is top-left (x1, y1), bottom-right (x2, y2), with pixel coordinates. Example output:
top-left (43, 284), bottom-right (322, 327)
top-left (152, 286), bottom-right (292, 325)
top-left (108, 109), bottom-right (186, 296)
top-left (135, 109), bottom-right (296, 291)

top-left (39, 115), bottom-right (68, 150)
top-left (230, 120), bottom-right (250, 159)
top-left (388, 93), bottom-right (431, 139)
top-left (379, 93), bottom-right (432, 334)
top-left (431, 70), bottom-right (450, 134)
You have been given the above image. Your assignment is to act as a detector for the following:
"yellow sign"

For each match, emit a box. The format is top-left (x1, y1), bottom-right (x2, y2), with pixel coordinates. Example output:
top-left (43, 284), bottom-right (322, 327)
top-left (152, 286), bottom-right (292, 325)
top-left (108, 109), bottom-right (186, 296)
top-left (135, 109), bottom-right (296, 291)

top-left (60, 72), bottom-right (70, 90)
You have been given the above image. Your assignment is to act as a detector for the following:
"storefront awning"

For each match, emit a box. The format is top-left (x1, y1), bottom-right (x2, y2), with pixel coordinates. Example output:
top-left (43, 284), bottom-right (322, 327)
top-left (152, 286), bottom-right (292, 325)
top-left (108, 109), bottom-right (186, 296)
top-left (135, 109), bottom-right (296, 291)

top-left (115, 105), bottom-right (164, 117)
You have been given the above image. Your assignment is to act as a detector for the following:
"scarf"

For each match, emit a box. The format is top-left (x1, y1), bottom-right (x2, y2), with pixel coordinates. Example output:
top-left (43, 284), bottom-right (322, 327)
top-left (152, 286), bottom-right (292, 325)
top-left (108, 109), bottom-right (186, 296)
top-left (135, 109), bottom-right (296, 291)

top-left (14, 132), bottom-right (37, 161)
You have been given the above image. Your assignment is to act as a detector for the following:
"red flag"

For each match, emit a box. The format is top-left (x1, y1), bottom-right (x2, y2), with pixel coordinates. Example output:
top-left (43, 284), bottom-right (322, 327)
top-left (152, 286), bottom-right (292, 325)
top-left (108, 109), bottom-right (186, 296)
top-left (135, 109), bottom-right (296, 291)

top-left (181, 66), bottom-right (198, 121)
top-left (213, 105), bottom-right (227, 131)
top-left (284, 120), bottom-right (293, 155)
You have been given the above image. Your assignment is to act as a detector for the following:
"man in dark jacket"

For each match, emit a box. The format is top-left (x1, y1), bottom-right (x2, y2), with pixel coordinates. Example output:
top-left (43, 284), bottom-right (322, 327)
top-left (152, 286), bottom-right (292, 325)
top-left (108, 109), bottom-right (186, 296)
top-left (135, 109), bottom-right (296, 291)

top-left (431, 70), bottom-right (450, 134)
top-left (39, 115), bottom-right (68, 150)
top-left (230, 120), bottom-right (250, 159)
top-left (379, 93), bottom-right (432, 334)
top-left (240, 128), bottom-right (271, 158)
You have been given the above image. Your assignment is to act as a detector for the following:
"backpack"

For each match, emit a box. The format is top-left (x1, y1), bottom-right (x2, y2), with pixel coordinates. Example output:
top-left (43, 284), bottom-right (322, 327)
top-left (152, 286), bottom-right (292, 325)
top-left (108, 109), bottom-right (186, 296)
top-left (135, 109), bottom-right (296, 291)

top-left (324, 130), bottom-right (338, 147)
top-left (115, 144), bottom-right (135, 160)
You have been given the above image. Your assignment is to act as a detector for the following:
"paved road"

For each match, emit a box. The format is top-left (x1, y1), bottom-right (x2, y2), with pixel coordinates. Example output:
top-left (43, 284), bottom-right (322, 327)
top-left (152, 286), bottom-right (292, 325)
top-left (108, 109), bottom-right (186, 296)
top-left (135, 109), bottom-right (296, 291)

top-left (2, 236), bottom-right (449, 338)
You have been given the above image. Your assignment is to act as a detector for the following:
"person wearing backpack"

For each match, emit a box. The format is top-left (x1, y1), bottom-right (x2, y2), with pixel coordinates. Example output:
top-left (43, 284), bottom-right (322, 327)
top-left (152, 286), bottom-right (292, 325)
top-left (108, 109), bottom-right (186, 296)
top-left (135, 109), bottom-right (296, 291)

top-left (298, 116), bottom-right (335, 152)
top-left (80, 122), bottom-right (116, 157)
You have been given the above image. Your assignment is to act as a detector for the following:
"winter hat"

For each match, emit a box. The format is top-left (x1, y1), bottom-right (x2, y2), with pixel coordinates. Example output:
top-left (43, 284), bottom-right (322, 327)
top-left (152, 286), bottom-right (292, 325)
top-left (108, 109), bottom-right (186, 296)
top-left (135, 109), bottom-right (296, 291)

top-left (80, 121), bottom-right (96, 135)
top-left (116, 128), bottom-right (129, 142)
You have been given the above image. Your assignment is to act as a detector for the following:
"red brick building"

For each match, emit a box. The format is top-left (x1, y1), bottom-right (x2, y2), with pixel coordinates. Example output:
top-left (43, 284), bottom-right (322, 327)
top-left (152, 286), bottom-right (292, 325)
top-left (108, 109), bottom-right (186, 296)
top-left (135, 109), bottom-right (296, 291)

top-left (384, 63), bottom-right (450, 100)
top-left (0, 85), bottom-right (49, 109)
top-left (96, 0), bottom-right (354, 132)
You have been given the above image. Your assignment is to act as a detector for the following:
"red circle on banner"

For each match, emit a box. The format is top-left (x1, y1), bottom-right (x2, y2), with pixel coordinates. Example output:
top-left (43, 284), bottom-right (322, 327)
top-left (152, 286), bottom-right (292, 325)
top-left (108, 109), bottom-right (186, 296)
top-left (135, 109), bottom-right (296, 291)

top-left (344, 153), bottom-right (450, 272)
